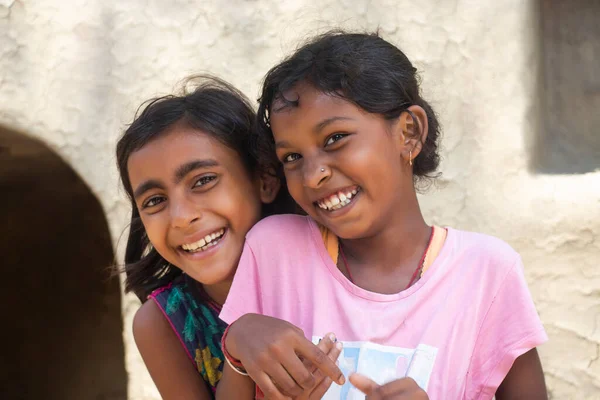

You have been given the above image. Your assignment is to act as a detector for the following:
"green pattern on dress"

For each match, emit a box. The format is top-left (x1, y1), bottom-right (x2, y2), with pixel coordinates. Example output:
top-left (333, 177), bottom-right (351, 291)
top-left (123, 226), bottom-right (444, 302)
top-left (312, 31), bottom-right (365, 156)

top-left (150, 277), bottom-right (227, 395)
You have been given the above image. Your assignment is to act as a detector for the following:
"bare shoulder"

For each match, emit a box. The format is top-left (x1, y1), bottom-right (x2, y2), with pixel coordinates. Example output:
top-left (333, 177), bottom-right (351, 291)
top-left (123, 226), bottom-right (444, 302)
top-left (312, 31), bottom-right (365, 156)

top-left (132, 300), bottom-right (211, 399)
top-left (133, 299), bottom-right (170, 344)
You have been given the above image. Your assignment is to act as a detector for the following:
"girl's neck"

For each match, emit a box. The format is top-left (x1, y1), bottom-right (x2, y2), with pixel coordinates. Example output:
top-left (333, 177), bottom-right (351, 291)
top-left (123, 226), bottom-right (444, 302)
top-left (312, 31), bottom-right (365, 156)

top-left (201, 279), bottom-right (233, 306)
top-left (340, 194), bottom-right (430, 274)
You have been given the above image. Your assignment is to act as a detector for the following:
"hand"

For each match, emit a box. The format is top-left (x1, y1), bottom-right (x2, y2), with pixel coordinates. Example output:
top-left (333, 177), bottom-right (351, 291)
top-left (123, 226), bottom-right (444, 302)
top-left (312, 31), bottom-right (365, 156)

top-left (225, 314), bottom-right (345, 400)
top-left (294, 335), bottom-right (344, 400)
top-left (349, 374), bottom-right (429, 400)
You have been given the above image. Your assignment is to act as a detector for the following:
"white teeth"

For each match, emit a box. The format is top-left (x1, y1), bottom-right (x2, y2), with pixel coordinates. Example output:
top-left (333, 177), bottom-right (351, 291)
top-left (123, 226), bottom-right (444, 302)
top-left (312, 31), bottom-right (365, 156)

top-left (182, 238), bottom-right (205, 251)
top-left (182, 229), bottom-right (225, 253)
top-left (317, 188), bottom-right (359, 212)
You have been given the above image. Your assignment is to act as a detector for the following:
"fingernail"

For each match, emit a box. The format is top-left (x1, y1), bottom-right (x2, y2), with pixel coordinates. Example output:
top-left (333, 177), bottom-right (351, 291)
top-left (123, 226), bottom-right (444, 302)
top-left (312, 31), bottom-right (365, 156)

top-left (328, 333), bottom-right (336, 342)
top-left (336, 342), bottom-right (343, 350)
top-left (338, 375), bottom-right (346, 385)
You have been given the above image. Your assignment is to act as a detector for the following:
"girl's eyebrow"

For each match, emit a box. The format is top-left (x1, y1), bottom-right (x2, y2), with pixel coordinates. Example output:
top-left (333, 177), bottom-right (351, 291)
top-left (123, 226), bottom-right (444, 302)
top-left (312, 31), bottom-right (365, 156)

top-left (275, 140), bottom-right (292, 150)
top-left (174, 159), bottom-right (219, 183)
top-left (133, 159), bottom-right (219, 200)
top-left (275, 116), bottom-right (354, 149)
top-left (314, 116), bottom-right (353, 133)
top-left (133, 179), bottom-right (163, 201)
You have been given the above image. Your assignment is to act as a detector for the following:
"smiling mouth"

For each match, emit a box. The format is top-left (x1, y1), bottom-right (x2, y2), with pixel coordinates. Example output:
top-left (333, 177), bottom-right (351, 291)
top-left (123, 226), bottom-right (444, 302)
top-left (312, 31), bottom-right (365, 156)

top-left (315, 186), bottom-right (361, 212)
top-left (180, 228), bottom-right (226, 253)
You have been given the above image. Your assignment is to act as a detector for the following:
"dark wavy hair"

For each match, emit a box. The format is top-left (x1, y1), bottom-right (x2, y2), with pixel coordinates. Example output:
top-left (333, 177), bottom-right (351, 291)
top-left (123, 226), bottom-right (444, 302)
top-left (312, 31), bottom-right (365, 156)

top-left (257, 30), bottom-right (441, 184)
top-left (116, 76), bottom-right (294, 301)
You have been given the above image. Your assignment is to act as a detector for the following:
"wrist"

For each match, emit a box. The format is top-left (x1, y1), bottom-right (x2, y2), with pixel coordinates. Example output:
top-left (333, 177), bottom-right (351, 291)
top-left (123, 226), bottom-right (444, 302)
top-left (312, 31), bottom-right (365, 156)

top-left (222, 320), bottom-right (248, 376)
top-left (224, 316), bottom-right (243, 361)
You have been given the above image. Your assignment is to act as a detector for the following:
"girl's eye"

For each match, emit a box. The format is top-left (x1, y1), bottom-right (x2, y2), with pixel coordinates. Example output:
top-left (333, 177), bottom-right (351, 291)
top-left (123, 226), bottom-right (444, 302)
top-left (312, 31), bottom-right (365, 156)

top-left (142, 196), bottom-right (166, 209)
top-left (325, 133), bottom-right (347, 146)
top-left (193, 175), bottom-right (217, 187)
top-left (283, 153), bottom-right (302, 163)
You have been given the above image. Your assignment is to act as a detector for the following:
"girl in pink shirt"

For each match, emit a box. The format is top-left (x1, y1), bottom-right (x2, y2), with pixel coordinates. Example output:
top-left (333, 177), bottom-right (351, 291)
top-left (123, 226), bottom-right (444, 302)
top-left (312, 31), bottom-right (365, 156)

top-left (218, 31), bottom-right (547, 400)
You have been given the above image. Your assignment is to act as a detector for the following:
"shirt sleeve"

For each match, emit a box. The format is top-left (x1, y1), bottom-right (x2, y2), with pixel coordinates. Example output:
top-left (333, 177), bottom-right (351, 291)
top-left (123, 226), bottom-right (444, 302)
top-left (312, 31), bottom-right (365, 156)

top-left (466, 256), bottom-right (548, 399)
top-left (219, 242), bottom-right (263, 324)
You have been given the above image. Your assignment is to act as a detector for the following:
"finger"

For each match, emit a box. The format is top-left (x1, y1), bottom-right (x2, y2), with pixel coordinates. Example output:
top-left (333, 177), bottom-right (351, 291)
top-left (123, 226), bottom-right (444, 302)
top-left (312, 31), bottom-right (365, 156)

top-left (316, 333), bottom-right (336, 352)
top-left (295, 336), bottom-right (345, 385)
top-left (309, 333), bottom-right (340, 376)
top-left (375, 377), bottom-right (426, 398)
top-left (328, 340), bottom-right (343, 362)
top-left (314, 340), bottom-right (343, 380)
top-left (256, 337), bottom-right (317, 392)
top-left (278, 349), bottom-right (317, 391)
top-left (253, 371), bottom-right (291, 400)
top-left (349, 373), bottom-right (379, 396)
top-left (265, 363), bottom-right (305, 398)
top-left (309, 377), bottom-right (333, 400)
top-left (351, 376), bottom-right (425, 399)
top-left (304, 333), bottom-right (335, 372)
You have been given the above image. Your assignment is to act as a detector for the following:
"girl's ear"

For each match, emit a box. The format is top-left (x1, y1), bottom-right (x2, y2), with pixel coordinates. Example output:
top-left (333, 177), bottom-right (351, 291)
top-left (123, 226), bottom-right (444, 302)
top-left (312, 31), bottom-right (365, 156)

top-left (398, 105), bottom-right (429, 165)
top-left (257, 170), bottom-right (281, 204)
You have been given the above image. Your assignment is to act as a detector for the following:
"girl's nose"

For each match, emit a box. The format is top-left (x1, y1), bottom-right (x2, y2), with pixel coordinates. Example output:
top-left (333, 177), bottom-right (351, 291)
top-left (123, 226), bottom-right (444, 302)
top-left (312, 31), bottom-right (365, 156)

top-left (170, 195), bottom-right (201, 229)
top-left (302, 157), bottom-right (331, 189)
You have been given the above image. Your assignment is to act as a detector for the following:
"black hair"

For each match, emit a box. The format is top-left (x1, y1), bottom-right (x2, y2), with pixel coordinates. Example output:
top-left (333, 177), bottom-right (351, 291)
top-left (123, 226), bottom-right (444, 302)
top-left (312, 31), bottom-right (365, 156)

top-left (116, 76), bottom-right (293, 301)
top-left (257, 30), bottom-right (441, 183)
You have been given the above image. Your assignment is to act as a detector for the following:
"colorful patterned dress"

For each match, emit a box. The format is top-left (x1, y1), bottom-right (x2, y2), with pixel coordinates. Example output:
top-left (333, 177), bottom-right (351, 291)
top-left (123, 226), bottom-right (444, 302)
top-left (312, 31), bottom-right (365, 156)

top-left (148, 275), bottom-right (227, 395)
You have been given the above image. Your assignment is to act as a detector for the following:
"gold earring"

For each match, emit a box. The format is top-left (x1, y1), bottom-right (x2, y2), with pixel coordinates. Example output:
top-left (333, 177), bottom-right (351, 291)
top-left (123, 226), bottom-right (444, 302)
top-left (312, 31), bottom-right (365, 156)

top-left (409, 150), bottom-right (413, 166)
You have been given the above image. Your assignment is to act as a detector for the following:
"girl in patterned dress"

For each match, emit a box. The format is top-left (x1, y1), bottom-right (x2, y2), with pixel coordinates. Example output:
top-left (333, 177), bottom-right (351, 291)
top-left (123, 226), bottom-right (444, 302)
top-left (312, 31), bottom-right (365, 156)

top-left (115, 76), bottom-right (296, 399)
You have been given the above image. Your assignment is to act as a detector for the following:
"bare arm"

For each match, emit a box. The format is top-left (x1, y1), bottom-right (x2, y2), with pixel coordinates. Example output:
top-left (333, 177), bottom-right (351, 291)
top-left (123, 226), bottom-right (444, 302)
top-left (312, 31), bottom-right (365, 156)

top-left (215, 363), bottom-right (256, 400)
top-left (133, 300), bottom-right (212, 400)
top-left (496, 348), bottom-right (547, 400)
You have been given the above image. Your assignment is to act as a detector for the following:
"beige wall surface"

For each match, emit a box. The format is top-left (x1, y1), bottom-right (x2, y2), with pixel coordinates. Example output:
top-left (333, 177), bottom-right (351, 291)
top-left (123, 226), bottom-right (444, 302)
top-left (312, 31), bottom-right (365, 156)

top-left (1, 0), bottom-right (598, 399)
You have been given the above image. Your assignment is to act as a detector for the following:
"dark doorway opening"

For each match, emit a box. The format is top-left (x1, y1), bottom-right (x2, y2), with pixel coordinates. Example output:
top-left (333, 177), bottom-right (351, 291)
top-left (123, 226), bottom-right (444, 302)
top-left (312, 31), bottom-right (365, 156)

top-left (0, 126), bottom-right (127, 400)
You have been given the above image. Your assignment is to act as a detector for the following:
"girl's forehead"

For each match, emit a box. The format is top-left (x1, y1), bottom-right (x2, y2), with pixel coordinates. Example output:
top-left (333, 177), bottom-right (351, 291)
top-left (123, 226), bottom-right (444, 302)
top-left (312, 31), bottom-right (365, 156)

top-left (276, 83), bottom-right (350, 110)
top-left (272, 85), bottom-right (359, 127)
top-left (126, 126), bottom-right (240, 181)
top-left (131, 127), bottom-right (219, 161)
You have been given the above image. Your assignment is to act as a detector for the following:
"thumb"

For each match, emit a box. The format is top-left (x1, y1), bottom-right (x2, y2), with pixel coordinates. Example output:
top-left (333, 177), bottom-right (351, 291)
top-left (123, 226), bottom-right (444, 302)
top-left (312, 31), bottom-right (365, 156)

top-left (349, 373), bottom-right (380, 395)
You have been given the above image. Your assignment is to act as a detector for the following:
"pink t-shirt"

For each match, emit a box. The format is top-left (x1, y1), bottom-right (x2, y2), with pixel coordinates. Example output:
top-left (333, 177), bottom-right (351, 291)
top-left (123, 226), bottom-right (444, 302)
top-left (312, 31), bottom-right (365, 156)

top-left (220, 215), bottom-right (547, 400)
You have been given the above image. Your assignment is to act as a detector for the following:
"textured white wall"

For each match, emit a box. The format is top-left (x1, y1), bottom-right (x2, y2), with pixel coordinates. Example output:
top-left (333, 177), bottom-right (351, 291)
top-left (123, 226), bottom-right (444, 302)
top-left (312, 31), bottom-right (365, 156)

top-left (1, 0), bottom-right (599, 398)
